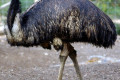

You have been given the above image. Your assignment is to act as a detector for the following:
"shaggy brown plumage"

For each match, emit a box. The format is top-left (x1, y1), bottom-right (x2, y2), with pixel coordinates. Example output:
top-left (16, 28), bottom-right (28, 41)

top-left (6, 0), bottom-right (117, 48)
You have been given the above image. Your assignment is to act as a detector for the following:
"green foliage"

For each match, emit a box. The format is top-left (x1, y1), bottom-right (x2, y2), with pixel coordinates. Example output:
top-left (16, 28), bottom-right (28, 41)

top-left (116, 24), bottom-right (120, 35)
top-left (91, 0), bottom-right (120, 18)
top-left (0, 0), bottom-right (10, 15)
top-left (0, 0), bottom-right (34, 16)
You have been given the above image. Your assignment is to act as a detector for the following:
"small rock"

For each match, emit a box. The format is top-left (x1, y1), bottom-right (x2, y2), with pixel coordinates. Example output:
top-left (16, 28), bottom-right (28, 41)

top-left (44, 52), bottom-right (48, 56)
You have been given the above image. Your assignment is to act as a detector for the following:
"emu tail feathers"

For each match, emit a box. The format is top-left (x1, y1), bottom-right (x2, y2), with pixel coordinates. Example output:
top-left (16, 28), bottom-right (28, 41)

top-left (7, 0), bottom-right (21, 33)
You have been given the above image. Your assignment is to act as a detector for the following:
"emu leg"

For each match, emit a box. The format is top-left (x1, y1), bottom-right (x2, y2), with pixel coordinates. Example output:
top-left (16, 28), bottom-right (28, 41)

top-left (68, 43), bottom-right (83, 80)
top-left (58, 55), bottom-right (68, 80)
top-left (58, 43), bottom-right (69, 80)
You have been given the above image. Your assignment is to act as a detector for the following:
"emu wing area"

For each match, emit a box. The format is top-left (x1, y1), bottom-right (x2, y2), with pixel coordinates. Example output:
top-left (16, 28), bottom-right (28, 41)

top-left (20, 0), bottom-right (116, 48)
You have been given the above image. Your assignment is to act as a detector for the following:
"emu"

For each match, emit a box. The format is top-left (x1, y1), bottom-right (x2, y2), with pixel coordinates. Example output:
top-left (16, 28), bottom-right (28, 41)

top-left (5, 0), bottom-right (117, 80)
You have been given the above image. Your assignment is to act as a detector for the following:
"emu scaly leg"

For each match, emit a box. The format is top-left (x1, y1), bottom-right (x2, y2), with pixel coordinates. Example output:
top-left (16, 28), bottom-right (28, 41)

top-left (58, 55), bottom-right (68, 80)
top-left (68, 43), bottom-right (83, 80)
top-left (69, 53), bottom-right (82, 80)
top-left (57, 43), bottom-right (69, 80)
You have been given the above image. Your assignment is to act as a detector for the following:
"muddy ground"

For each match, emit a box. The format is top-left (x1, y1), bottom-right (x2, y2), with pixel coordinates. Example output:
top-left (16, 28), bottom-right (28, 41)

top-left (0, 35), bottom-right (120, 80)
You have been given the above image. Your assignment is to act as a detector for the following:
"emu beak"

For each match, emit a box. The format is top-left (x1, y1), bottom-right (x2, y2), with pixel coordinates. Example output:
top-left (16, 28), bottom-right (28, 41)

top-left (4, 25), bottom-right (14, 43)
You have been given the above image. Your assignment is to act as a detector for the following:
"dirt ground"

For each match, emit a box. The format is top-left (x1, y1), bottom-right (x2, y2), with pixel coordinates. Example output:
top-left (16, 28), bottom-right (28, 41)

top-left (0, 35), bottom-right (120, 80)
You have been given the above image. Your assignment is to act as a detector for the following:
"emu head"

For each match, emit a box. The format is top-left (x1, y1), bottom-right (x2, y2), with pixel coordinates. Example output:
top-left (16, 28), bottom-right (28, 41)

top-left (5, 14), bottom-right (23, 45)
top-left (53, 37), bottom-right (63, 51)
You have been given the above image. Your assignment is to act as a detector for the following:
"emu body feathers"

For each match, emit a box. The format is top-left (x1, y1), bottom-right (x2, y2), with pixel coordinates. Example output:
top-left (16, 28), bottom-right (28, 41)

top-left (6, 0), bottom-right (117, 48)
